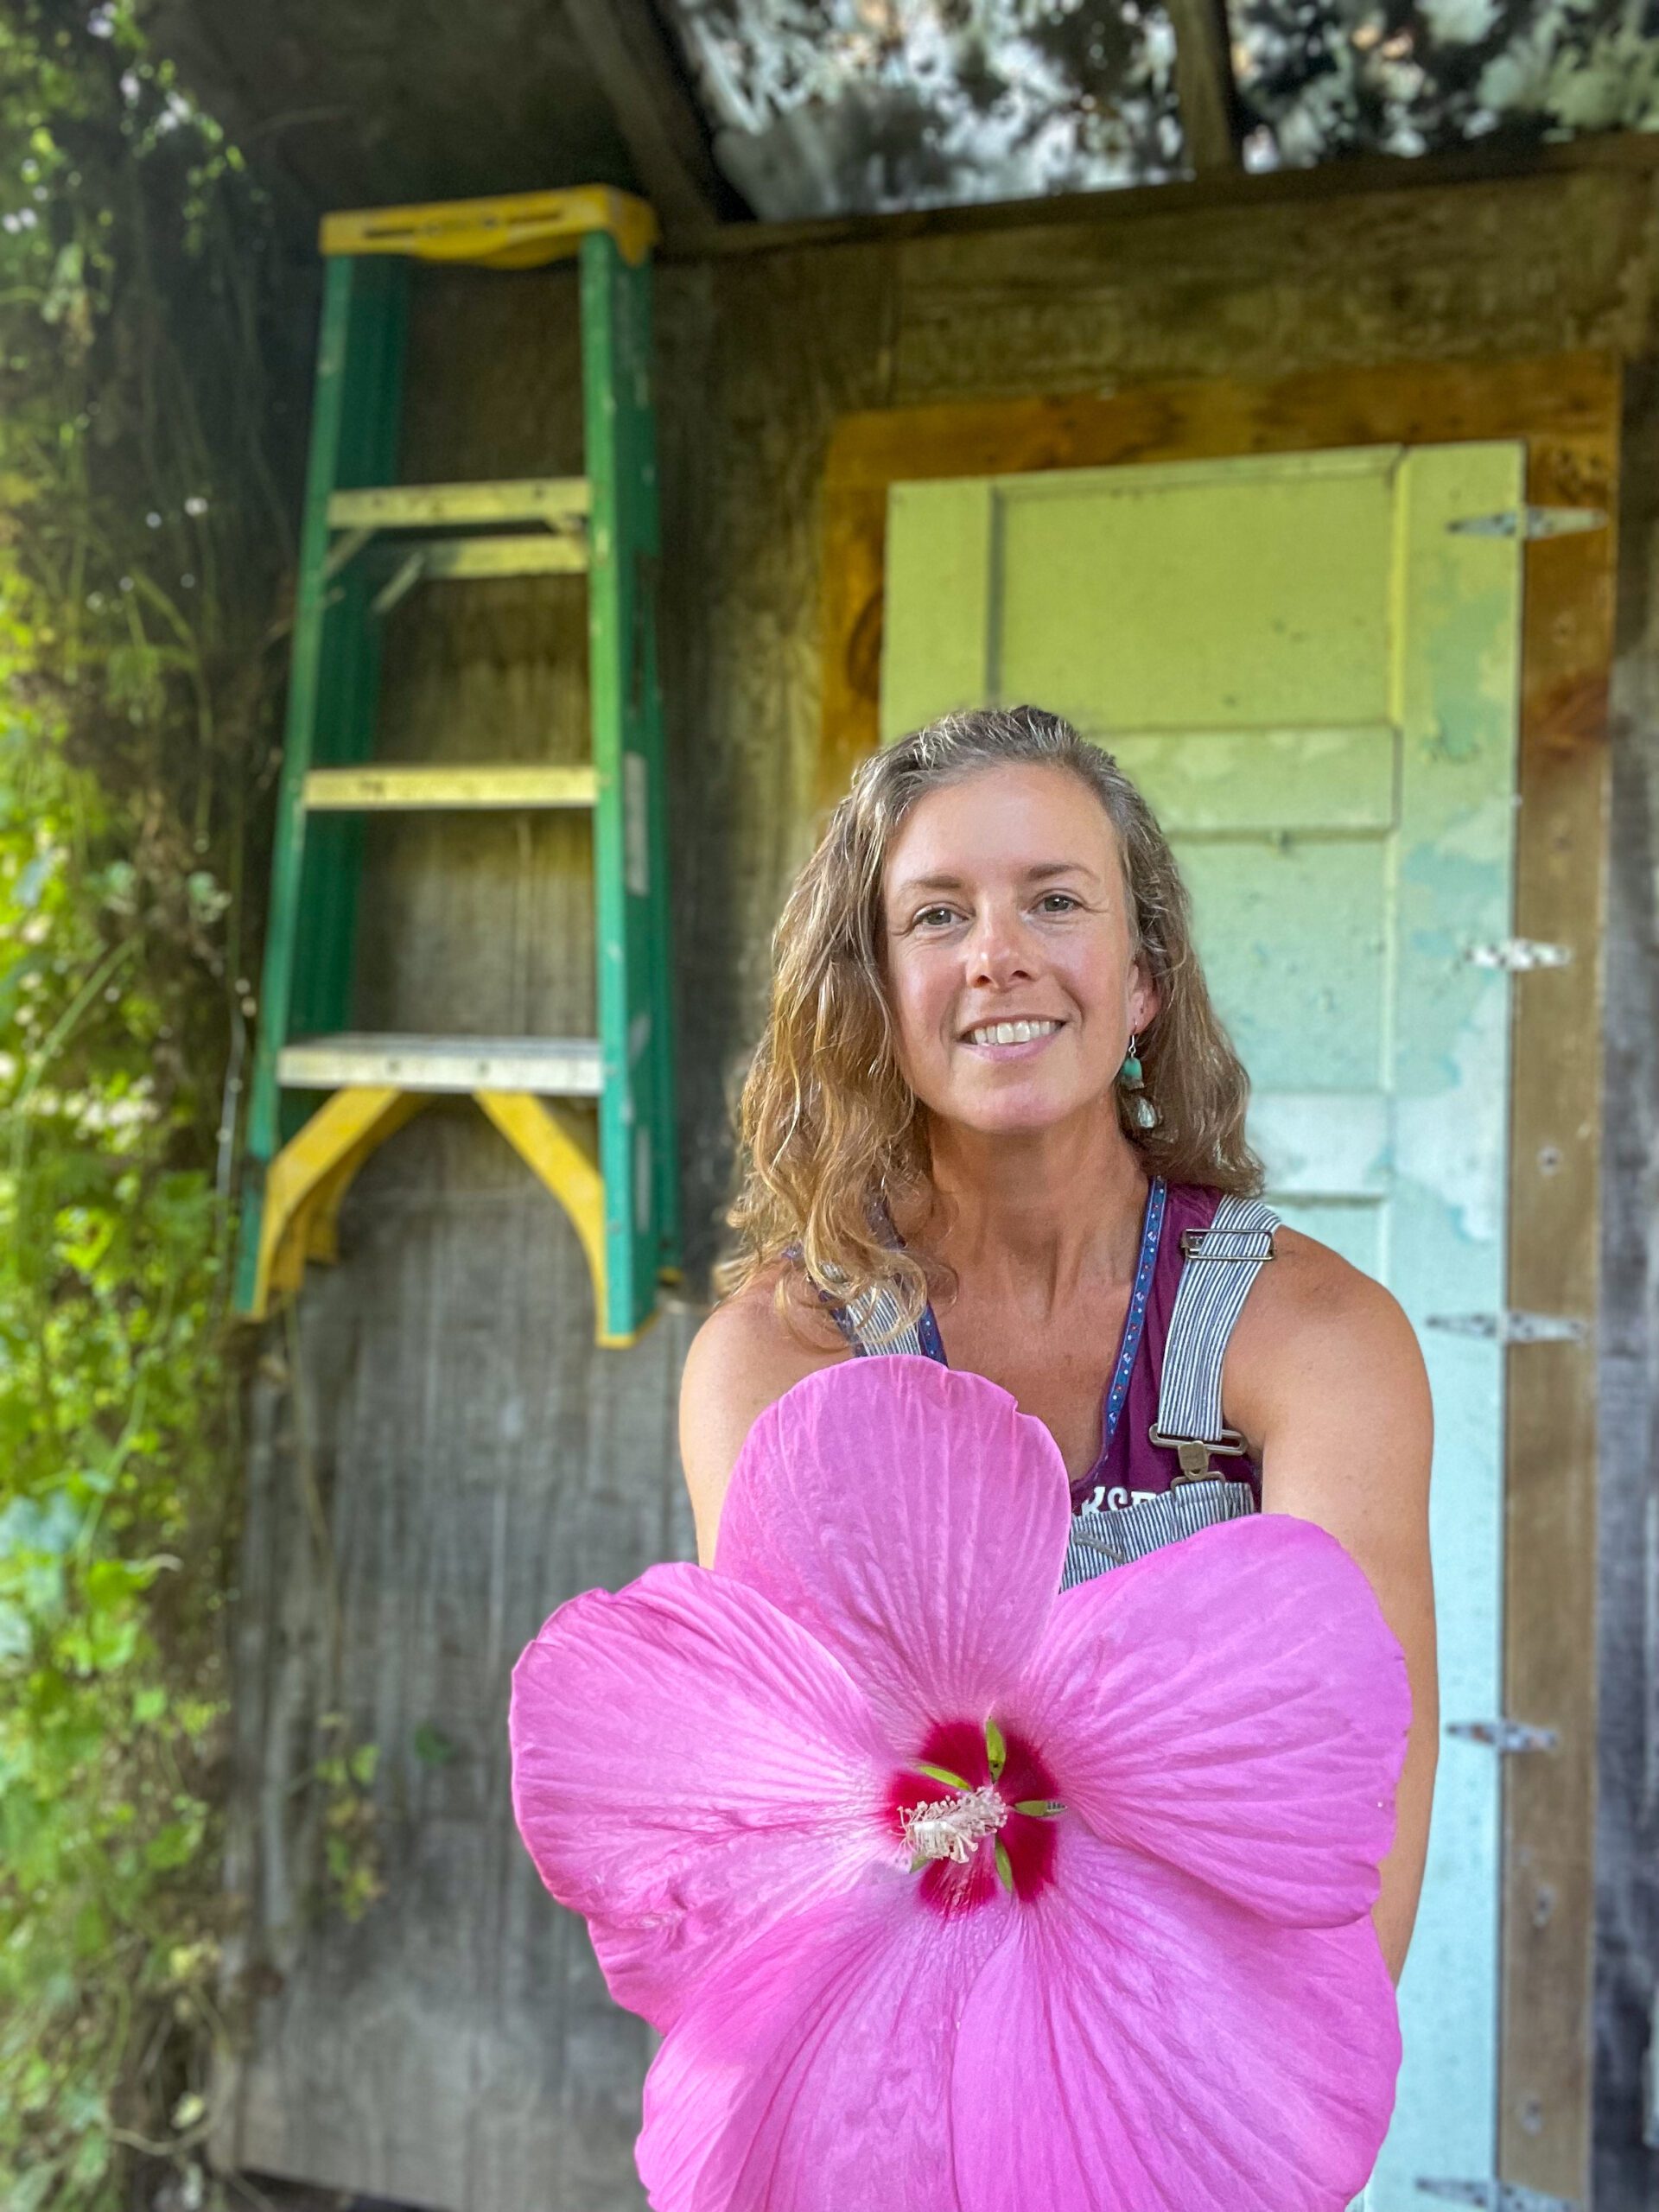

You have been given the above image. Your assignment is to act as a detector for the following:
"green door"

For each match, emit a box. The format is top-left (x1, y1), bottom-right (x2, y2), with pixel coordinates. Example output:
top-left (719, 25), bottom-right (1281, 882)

top-left (881, 443), bottom-right (1526, 2211)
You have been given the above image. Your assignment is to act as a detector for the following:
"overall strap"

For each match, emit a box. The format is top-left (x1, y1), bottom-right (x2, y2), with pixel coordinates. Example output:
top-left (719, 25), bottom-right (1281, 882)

top-left (833, 1278), bottom-right (935, 1359)
top-left (1151, 1192), bottom-right (1281, 1480)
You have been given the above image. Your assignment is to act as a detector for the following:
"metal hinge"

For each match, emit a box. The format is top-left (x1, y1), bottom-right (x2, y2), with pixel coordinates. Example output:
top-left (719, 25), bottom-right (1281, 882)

top-left (1446, 505), bottom-right (1607, 541)
top-left (1644, 1986), bottom-right (1659, 2148)
top-left (1416, 2179), bottom-right (1582, 2210)
top-left (1445, 1718), bottom-right (1560, 1754)
top-left (1463, 938), bottom-right (1573, 971)
top-left (1425, 1311), bottom-right (1589, 1345)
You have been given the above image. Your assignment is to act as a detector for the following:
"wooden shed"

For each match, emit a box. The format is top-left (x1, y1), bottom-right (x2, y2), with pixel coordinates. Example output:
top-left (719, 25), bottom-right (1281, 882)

top-left (145, 3), bottom-right (1659, 2207)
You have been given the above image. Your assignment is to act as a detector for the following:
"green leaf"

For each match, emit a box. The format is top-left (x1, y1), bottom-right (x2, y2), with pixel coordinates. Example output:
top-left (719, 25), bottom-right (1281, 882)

top-left (412, 1722), bottom-right (455, 1767)
top-left (1013, 1799), bottom-right (1065, 1819)
top-left (67, 2125), bottom-right (111, 2187)
top-left (143, 1819), bottom-right (197, 1872)
top-left (994, 1840), bottom-right (1014, 1894)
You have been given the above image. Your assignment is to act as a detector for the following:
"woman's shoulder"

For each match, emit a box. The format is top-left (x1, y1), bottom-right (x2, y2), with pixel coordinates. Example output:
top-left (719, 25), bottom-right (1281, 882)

top-left (1224, 1220), bottom-right (1429, 1452)
top-left (683, 1263), bottom-right (848, 1403)
top-left (677, 1264), bottom-right (851, 1560)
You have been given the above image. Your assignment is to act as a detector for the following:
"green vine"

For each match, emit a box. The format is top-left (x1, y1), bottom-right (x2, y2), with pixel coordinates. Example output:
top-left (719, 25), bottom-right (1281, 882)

top-left (0, 2), bottom-right (311, 2204)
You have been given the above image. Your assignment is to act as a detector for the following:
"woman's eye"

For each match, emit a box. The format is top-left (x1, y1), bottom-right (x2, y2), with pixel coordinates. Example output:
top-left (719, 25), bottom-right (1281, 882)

top-left (1038, 893), bottom-right (1079, 914)
top-left (914, 906), bottom-right (959, 930)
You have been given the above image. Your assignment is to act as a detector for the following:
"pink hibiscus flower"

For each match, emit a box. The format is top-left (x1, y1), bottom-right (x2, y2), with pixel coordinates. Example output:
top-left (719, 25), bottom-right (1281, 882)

top-left (511, 1355), bottom-right (1410, 2212)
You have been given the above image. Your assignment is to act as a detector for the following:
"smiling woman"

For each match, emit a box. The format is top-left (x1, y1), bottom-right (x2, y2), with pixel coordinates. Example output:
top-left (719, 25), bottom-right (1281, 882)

top-left (680, 702), bottom-right (1437, 1992)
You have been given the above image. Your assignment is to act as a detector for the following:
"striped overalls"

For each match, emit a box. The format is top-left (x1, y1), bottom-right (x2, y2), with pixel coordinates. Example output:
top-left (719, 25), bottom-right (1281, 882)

top-left (832, 1178), bottom-right (1281, 1586)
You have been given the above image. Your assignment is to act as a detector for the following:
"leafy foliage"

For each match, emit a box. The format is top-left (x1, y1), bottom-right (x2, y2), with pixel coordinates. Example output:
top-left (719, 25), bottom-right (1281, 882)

top-left (1229, 0), bottom-right (1659, 162)
top-left (668, 0), bottom-right (1185, 214)
top-left (667, 0), bottom-right (1659, 208)
top-left (0, 2), bottom-right (309, 2202)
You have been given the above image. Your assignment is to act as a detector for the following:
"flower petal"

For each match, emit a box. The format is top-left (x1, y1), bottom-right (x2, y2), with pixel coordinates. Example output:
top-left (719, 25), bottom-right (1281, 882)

top-left (715, 1357), bottom-right (1071, 1749)
top-left (510, 1562), bottom-right (893, 2031)
top-left (1002, 1512), bottom-right (1411, 1925)
top-left (952, 1824), bottom-right (1400, 2212)
top-left (639, 1873), bottom-right (1008, 2212)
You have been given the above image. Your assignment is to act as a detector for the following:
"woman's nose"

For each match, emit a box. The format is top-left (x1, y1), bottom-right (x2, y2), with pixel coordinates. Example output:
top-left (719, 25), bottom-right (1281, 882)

top-left (964, 908), bottom-right (1034, 987)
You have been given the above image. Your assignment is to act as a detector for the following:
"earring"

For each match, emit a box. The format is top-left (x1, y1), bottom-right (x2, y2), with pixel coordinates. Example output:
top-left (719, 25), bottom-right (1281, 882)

top-left (1119, 1032), bottom-right (1159, 1130)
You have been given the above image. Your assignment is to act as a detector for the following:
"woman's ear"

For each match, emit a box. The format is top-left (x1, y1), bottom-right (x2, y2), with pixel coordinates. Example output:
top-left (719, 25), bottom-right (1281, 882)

top-left (1128, 959), bottom-right (1160, 1037)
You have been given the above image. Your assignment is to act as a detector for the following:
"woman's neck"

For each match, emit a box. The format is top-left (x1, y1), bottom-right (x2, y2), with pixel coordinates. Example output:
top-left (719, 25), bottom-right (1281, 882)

top-left (917, 1113), bottom-right (1150, 1314)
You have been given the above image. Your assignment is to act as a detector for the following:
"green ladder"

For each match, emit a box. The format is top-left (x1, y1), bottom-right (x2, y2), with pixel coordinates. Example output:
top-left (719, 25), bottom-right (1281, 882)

top-left (233, 188), bottom-right (679, 1347)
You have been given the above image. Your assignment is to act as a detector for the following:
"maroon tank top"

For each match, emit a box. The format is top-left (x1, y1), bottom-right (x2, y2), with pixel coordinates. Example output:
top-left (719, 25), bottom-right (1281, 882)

top-left (900, 1179), bottom-right (1262, 1516)
top-left (1070, 1179), bottom-right (1262, 1516)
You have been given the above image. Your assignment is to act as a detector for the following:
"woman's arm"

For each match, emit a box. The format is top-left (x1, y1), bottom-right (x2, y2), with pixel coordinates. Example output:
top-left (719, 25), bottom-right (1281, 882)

top-left (1228, 1236), bottom-right (1439, 1985)
top-left (678, 1278), bottom-right (847, 1566)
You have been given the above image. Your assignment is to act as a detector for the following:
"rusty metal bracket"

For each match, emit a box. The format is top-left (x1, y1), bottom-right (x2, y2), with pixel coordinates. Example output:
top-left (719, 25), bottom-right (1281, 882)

top-left (1462, 938), bottom-right (1573, 971)
top-left (1415, 2181), bottom-right (1580, 2210)
top-left (1426, 1311), bottom-right (1589, 1345)
top-left (1447, 505), bottom-right (1606, 540)
top-left (1445, 1718), bottom-right (1560, 1755)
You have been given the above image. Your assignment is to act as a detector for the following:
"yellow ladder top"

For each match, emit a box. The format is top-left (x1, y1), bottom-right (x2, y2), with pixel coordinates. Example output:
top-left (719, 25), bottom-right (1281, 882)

top-left (320, 186), bottom-right (658, 270)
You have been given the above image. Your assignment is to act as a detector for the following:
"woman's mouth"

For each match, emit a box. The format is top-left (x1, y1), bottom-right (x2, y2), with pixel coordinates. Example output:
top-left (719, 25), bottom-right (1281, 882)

top-left (961, 1018), bottom-right (1063, 1051)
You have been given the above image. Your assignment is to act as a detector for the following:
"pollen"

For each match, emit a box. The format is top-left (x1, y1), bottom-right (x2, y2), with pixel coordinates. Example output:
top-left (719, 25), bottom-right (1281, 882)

top-left (901, 1783), bottom-right (1010, 1866)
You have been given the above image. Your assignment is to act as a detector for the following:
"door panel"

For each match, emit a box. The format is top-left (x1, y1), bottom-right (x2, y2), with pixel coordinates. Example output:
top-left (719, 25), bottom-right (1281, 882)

top-left (881, 442), bottom-right (1526, 2210)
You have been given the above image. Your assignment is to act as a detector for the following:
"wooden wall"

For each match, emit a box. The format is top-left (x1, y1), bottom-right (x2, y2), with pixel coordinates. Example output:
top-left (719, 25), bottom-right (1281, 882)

top-left (218, 150), bottom-right (1659, 2210)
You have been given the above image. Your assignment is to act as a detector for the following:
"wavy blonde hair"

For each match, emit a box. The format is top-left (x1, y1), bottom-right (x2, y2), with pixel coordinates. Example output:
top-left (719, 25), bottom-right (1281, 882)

top-left (721, 704), bottom-right (1262, 1322)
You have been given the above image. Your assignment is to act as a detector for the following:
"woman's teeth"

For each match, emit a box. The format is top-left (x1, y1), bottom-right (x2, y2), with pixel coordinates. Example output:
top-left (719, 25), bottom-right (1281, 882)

top-left (966, 1020), bottom-right (1060, 1046)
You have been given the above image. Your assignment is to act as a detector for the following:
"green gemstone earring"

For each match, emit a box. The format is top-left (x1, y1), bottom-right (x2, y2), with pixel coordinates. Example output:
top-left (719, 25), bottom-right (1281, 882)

top-left (1119, 1032), bottom-right (1159, 1130)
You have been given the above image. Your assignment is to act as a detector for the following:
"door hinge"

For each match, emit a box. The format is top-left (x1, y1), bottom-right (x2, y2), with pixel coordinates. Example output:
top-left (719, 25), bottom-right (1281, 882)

top-left (1446, 505), bottom-right (1607, 541)
top-left (1415, 2179), bottom-right (1582, 2210)
top-left (1644, 1985), bottom-right (1659, 2149)
top-left (1463, 938), bottom-right (1573, 972)
top-left (1445, 1718), bottom-right (1560, 1754)
top-left (1425, 1311), bottom-right (1589, 1345)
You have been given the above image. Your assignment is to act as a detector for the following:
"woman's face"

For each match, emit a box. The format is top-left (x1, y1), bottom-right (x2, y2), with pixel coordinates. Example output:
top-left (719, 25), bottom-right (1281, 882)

top-left (880, 762), bottom-right (1158, 1139)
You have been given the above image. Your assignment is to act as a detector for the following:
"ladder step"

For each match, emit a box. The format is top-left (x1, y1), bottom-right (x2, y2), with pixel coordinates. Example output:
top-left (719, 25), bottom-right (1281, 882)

top-left (303, 765), bottom-right (597, 811)
top-left (320, 186), bottom-right (658, 272)
top-left (410, 536), bottom-right (588, 582)
top-left (278, 1034), bottom-right (603, 1096)
top-left (368, 534), bottom-right (588, 614)
top-left (328, 479), bottom-right (590, 531)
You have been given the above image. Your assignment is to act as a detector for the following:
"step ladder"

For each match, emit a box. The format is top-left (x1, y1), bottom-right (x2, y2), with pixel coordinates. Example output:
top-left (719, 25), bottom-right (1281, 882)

top-left (233, 188), bottom-right (679, 1346)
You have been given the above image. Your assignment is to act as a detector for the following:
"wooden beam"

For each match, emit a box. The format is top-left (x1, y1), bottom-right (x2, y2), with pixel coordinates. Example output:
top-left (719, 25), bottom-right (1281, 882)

top-left (1166, 0), bottom-right (1241, 175)
top-left (562, 0), bottom-right (741, 243)
top-left (671, 127), bottom-right (1659, 264)
top-left (1498, 410), bottom-right (1617, 2203)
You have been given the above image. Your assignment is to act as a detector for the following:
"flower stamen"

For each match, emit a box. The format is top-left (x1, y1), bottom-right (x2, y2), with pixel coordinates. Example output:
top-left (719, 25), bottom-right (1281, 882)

top-left (902, 1783), bottom-right (1009, 1866)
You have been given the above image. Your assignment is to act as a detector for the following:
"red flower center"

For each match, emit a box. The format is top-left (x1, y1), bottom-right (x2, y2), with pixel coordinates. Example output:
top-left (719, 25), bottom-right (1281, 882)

top-left (886, 1716), bottom-right (1060, 1913)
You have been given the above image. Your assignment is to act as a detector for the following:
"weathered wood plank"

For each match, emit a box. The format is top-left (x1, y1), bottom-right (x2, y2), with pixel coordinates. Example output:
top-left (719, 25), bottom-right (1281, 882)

top-left (1498, 416), bottom-right (1618, 2202)
top-left (227, 1121), bottom-right (698, 2209)
top-left (888, 170), bottom-right (1651, 404)
top-left (676, 128), bottom-right (1659, 264)
top-left (1592, 360), bottom-right (1659, 2209)
top-left (653, 242), bottom-right (900, 1272)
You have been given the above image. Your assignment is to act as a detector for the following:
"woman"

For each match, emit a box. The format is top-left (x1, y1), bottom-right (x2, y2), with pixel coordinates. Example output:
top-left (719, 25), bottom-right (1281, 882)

top-left (680, 702), bottom-right (1437, 1984)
